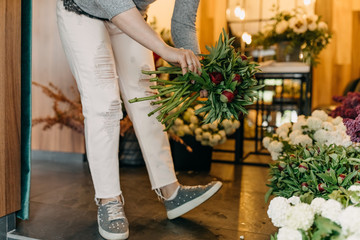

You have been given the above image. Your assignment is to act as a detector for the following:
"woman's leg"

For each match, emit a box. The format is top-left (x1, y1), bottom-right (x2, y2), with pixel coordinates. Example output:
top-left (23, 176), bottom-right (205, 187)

top-left (104, 21), bottom-right (178, 191)
top-left (56, 0), bottom-right (122, 200)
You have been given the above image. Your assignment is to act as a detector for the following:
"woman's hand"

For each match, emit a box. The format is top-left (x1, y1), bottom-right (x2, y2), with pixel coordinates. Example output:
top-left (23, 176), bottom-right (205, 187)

top-left (159, 46), bottom-right (202, 75)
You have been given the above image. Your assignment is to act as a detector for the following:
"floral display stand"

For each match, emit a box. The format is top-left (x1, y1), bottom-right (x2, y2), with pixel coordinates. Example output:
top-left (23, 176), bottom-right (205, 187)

top-left (170, 135), bottom-right (212, 172)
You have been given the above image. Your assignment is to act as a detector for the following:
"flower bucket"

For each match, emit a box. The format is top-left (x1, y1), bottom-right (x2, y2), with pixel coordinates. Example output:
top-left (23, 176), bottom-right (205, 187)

top-left (170, 135), bottom-right (212, 172)
top-left (276, 41), bottom-right (301, 62)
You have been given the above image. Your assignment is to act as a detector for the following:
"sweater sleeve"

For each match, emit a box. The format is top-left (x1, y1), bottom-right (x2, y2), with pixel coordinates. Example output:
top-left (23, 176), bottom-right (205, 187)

top-left (171, 0), bottom-right (200, 54)
top-left (74, 0), bottom-right (136, 20)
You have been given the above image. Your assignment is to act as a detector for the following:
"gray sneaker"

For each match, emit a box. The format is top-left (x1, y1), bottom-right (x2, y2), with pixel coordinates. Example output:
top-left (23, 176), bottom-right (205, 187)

top-left (164, 181), bottom-right (222, 220)
top-left (97, 200), bottom-right (129, 240)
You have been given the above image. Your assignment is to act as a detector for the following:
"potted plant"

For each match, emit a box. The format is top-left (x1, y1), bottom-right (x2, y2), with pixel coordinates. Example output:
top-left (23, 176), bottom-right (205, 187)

top-left (252, 8), bottom-right (331, 65)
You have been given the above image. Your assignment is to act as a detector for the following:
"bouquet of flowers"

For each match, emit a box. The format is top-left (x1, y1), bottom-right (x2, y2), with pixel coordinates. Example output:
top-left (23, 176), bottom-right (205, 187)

top-left (268, 193), bottom-right (360, 240)
top-left (129, 30), bottom-right (262, 130)
top-left (263, 110), bottom-right (352, 160)
top-left (253, 8), bottom-right (331, 64)
top-left (168, 104), bottom-right (240, 147)
top-left (331, 92), bottom-right (360, 143)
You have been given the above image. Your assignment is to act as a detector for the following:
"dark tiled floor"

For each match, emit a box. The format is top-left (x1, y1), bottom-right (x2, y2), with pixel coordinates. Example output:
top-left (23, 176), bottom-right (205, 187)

top-left (15, 141), bottom-right (276, 240)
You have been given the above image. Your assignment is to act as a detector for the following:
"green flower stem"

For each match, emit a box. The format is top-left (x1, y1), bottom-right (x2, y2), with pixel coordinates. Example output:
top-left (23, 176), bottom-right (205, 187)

top-left (147, 102), bottom-right (168, 117)
top-left (150, 78), bottom-right (185, 85)
top-left (163, 93), bottom-right (200, 131)
top-left (156, 95), bottom-right (189, 121)
top-left (160, 85), bottom-right (192, 114)
top-left (142, 70), bottom-right (183, 75)
top-left (128, 88), bottom-right (175, 103)
top-left (162, 92), bottom-right (200, 126)
top-left (150, 97), bottom-right (171, 105)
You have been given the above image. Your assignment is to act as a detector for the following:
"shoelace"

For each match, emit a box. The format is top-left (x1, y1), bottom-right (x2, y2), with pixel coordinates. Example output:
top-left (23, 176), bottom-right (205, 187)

top-left (106, 201), bottom-right (126, 221)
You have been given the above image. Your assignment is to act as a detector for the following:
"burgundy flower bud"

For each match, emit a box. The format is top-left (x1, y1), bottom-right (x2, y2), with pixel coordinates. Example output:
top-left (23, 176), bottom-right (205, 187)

top-left (290, 154), bottom-right (296, 158)
top-left (220, 90), bottom-right (235, 103)
top-left (356, 181), bottom-right (360, 185)
top-left (209, 72), bottom-right (224, 85)
top-left (338, 174), bottom-right (346, 184)
top-left (355, 165), bottom-right (359, 170)
top-left (232, 74), bottom-right (243, 85)
top-left (241, 55), bottom-right (248, 61)
top-left (301, 182), bottom-right (309, 191)
top-left (298, 163), bottom-right (308, 173)
top-left (278, 162), bottom-right (286, 171)
top-left (326, 168), bottom-right (331, 174)
top-left (318, 183), bottom-right (326, 192)
top-left (233, 89), bottom-right (239, 96)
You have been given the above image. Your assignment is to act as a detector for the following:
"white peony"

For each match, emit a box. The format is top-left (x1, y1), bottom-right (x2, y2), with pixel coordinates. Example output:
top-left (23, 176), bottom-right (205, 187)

top-left (202, 132), bottom-right (211, 139)
top-left (297, 115), bottom-right (306, 122)
top-left (218, 130), bottom-right (226, 138)
top-left (263, 137), bottom-right (271, 148)
top-left (285, 203), bottom-right (315, 231)
top-left (189, 123), bottom-right (196, 131)
top-left (276, 20), bottom-right (289, 34)
top-left (277, 227), bottom-right (302, 240)
top-left (268, 141), bottom-right (284, 153)
top-left (310, 198), bottom-right (326, 214)
top-left (267, 197), bottom-right (291, 227)
top-left (307, 117), bottom-right (323, 130)
top-left (339, 206), bottom-right (360, 235)
top-left (293, 135), bottom-right (313, 147)
top-left (174, 118), bottom-right (184, 126)
top-left (332, 116), bottom-right (343, 125)
top-left (279, 131), bottom-right (288, 139)
top-left (182, 125), bottom-right (192, 135)
top-left (306, 14), bottom-right (318, 31)
top-left (322, 121), bottom-right (335, 131)
top-left (292, 120), bottom-right (307, 131)
top-left (318, 21), bottom-right (328, 31)
top-left (336, 122), bottom-right (347, 132)
top-left (346, 234), bottom-right (360, 240)
top-left (195, 134), bottom-right (202, 141)
top-left (348, 185), bottom-right (360, 204)
top-left (289, 130), bottom-right (303, 143)
top-left (276, 123), bottom-right (292, 135)
top-left (313, 129), bottom-right (328, 144)
top-left (287, 196), bottom-right (301, 206)
top-left (312, 110), bottom-right (328, 121)
top-left (271, 151), bottom-right (281, 160)
top-left (201, 124), bottom-right (210, 130)
top-left (320, 199), bottom-right (343, 224)
top-left (233, 120), bottom-right (240, 129)
top-left (289, 16), bottom-right (307, 34)
top-left (189, 115), bottom-right (199, 124)
top-left (209, 121), bottom-right (219, 130)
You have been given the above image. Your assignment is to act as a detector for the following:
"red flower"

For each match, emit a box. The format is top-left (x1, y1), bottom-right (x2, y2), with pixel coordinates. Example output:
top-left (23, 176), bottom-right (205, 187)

top-left (241, 55), bottom-right (248, 61)
top-left (301, 182), bottom-right (309, 191)
top-left (220, 90), bottom-right (235, 103)
top-left (209, 72), bottom-right (224, 85)
top-left (317, 183), bottom-right (326, 192)
top-left (232, 74), bottom-right (243, 85)
top-left (278, 162), bottom-right (286, 171)
top-left (299, 163), bottom-right (308, 173)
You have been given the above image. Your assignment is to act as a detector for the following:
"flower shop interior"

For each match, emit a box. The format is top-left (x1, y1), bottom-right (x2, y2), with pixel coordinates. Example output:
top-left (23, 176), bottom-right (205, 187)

top-left (1, 0), bottom-right (360, 239)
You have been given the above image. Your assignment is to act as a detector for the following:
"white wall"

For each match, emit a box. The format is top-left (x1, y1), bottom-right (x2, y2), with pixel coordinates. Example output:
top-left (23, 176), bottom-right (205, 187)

top-left (147, 0), bottom-right (176, 32)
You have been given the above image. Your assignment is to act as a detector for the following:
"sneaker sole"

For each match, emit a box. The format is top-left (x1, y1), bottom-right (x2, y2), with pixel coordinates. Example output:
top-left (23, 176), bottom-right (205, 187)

top-left (98, 226), bottom-right (129, 240)
top-left (167, 181), bottom-right (223, 220)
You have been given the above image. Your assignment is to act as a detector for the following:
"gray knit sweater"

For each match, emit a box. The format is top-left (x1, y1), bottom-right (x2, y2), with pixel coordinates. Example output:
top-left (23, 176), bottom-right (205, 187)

top-left (70, 0), bottom-right (200, 53)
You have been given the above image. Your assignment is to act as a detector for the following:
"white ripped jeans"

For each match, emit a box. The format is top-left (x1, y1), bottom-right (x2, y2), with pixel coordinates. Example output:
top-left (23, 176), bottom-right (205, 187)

top-left (56, 0), bottom-right (178, 199)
